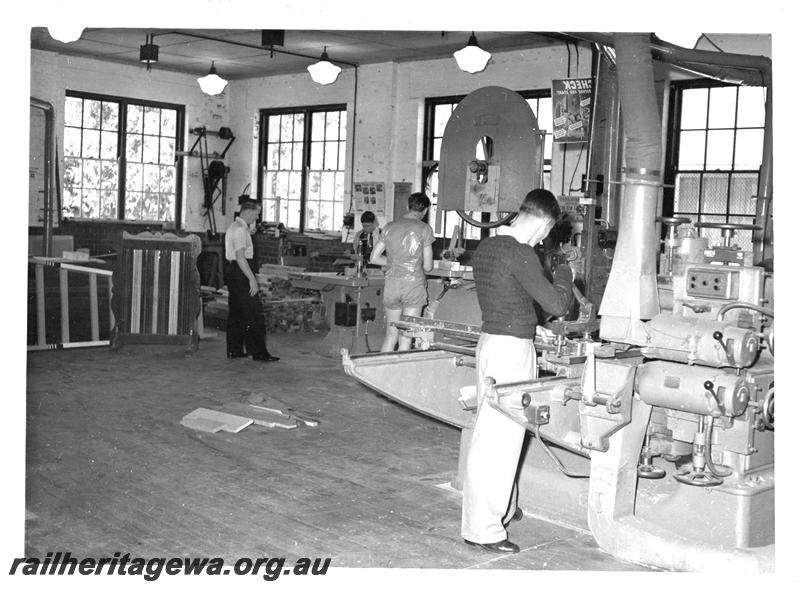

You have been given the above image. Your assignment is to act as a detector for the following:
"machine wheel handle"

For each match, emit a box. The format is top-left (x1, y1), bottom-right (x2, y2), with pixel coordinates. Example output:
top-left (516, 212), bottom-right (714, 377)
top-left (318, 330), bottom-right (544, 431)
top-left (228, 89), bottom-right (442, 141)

top-left (674, 469), bottom-right (723, 487)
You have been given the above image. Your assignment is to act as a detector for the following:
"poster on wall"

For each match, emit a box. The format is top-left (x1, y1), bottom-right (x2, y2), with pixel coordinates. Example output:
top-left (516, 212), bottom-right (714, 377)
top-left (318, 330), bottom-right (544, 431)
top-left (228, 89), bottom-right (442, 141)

top-left (552, 78), bottom-right (593, 143)
top-left (353, 182), bottom-right (386, 217)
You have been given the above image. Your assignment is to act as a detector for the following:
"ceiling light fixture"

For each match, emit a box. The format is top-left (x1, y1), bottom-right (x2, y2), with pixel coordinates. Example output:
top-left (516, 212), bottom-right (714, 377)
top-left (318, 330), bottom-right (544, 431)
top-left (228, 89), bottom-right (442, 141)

top-left (197, 61), bottom-right (228, 96)
top-left (307, 47), bottom-right (342, 85)
top-left (139, 34), bottom-right (159, 71)
top-left (47, 25), bottom-right (84, 44)
top-left (453, 32), bottom-right (491, 74)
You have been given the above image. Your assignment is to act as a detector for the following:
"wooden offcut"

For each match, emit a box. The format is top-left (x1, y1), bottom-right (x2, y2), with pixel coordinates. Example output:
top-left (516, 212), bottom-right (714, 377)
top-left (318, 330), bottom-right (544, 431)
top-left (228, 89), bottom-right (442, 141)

top-left (181, 408), bottom-right (253, 433)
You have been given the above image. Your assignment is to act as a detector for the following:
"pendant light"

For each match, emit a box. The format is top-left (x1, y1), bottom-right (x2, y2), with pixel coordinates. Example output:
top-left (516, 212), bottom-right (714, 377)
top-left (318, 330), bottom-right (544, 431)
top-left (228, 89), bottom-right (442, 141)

top-left (307, 47), bottom-right (342, 85)
top-left (453, 32), bottom-right (491, 74)
top-left (197, 61), bottom-right (228, 96)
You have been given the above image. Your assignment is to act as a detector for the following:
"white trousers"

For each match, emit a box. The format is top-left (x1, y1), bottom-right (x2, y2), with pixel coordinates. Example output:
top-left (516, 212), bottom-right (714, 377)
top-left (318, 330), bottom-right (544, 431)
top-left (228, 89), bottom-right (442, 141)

top-left (461, 333), bottom-right (537, 543)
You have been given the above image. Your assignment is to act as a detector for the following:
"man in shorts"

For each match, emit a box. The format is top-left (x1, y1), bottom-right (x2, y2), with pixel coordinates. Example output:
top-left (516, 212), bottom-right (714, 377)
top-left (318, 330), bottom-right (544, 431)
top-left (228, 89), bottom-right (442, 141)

top-left (369, 192), bottom-right (434, 352)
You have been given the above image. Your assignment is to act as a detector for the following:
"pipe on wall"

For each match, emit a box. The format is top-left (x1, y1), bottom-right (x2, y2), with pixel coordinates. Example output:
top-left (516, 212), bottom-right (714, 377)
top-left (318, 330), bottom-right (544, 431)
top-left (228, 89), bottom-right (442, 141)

top-left (31, 96), bottom-right (55, 257)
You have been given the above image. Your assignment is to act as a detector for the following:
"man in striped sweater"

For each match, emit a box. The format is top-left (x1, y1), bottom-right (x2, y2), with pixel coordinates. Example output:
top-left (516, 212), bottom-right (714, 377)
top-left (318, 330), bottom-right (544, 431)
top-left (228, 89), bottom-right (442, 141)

top-left (462, 188), bottom-right (574, 554)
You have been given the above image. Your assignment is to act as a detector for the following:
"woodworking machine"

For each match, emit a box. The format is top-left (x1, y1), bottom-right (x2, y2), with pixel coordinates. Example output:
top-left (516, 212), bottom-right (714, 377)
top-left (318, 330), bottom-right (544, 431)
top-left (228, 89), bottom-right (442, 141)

top-left (342, 39), bottom-right (774, 572)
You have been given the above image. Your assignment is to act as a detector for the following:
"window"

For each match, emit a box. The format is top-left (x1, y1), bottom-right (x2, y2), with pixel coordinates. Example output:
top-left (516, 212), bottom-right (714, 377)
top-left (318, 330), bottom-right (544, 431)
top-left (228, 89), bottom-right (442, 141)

top-left (62, 92), bottom-right (184, 224)
top-left (422, 91), bottom-right (552, 240)
top-left (664, 82), bottom-right (767, 250)
top-left (258, 105), bottom-right (347, 232)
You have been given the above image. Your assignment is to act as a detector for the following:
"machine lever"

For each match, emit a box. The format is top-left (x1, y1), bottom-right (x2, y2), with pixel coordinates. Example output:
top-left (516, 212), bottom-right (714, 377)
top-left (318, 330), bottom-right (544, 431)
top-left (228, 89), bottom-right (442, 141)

top-left (712, 330), bottom-right (737, 367)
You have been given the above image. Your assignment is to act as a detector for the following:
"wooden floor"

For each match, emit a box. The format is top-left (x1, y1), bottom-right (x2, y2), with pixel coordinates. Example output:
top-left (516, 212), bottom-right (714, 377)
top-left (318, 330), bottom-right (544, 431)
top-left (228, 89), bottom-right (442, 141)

top-left (24, 329), bottom-right (652, 571)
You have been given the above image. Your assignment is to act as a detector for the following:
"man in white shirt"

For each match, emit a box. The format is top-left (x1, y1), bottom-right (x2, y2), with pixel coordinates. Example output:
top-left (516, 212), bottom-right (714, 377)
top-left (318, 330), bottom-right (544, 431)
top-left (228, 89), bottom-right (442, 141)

top-left (224, 199), bottom-right (279, 362)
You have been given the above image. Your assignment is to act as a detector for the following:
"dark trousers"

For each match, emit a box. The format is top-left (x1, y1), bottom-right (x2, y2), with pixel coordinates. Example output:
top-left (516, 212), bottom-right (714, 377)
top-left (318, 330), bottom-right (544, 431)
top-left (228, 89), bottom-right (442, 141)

top-left (226, 263), bottom-right (268, 358)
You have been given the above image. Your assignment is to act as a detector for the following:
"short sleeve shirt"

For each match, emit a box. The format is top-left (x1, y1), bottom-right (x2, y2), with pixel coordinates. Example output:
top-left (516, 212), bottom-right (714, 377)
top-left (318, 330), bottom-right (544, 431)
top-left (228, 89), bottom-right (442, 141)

top-left (381, 217), bottom-right (434, 282)
top-left (225, 217), bottom-right (254, 261)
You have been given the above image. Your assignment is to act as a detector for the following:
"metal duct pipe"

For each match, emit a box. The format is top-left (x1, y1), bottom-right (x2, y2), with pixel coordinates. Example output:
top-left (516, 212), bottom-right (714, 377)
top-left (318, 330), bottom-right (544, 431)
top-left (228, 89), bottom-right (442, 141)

top-left (31, 97), bottom-right (55, 257)
top-left (598, 33), bottom-right (662, 330)
top-left (567, 33), bottom-right (771, 87)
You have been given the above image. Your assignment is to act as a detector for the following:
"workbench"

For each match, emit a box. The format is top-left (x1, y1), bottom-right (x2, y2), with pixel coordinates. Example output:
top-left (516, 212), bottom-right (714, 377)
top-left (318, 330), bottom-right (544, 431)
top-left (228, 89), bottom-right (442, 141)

top-left (289, 271), bottom-right (386, 357)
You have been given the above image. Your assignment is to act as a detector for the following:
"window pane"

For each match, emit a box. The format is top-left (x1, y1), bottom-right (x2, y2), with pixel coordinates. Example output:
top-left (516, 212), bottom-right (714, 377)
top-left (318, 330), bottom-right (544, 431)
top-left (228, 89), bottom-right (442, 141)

top-left (433, 138), bottom-right (442, 161)
top-left (736, 87), bottom-right (765, 128)
top-left (335, 172), bottom-right (345, 201)
top-left (318, 201), bottom-right (334, 230)
top-left (81, 189), bottom-right (100, 217)
top-left (307, 171), bottom-right (322, 201)
top-left (339, 112), bottom-right (347, 140)
top-left (292, 142), bottom-right (304, 169)
top-left (434, 104), bottom-right (453, 136)
top-left (280, 115), bottom-right (293, 142)
top-left (265, 144), bottom-right (279, 169)
top-left (278, 144), bottom-right (291, 170)
top-left (321, 172), bottom-right (335, 201)
top-left (127, 105), bottom-right (143, 133)
top-left (275, 171), bottom-right (288, 202)
top-left (100, 162), bottom-right (118, 190)
top-left (293, 113), bottom-right (305, 141)
top-left (64, 127), bottom-right (82, 157)
top-left (65, 97), bottom-right (83, 127)
top-left (143, 107), bottom-right (160, 135)
top-left (287, 200), bottom-right (301, 228)
top-left (63, 158), bottom-right (81, 189)
top-left (126, 133), bottom-right (143, 162)
top-left (142, 136), bottom-right (159, 164)
top-left (159, 194), bottom-right (175, 222)
top-left (706, 130), bottom-right (734, 170)
top-left (82, 130), bottom-right (100, 159)
top-left (333, 201), bottom-right (342, 230)
top-left (160, 110), bottom-right (176, 135)
top-left (708, 86), bottom-right (737, 129)
top-left (338, 141), bottom-right (347, 170)
top-left (675, 173), bottom-right (701, 214)
top-left (287, 172), bottom-right (302, 200)
top-left (680, 88), bottom-right (708, 129)
top-left (324, 142), bottom-right (338, 170)
top-left (310, 141), bottom-right (324, 170)
top-left (325, 111), bottom-right (340, 141)
top-left (734, 129), bottom-right (764, 170)
top-left (306, 200), bottom-right (320, 229)
top-left (125, 192), bottom-right (142, 219)
top-left (100, 190), bottom-right (117, 218)
top-left (82, 159), bottom-right (100, 189)
top-left (63, 186), bottom-right (80, 217)
top-left (159, 138), bottom-right (175, 164)
top-left (159, 165), bottom-right (175, 194)
top-left (729, 174), bottom-right (758, 215)
top-left (126, 163), bottom-right (143, 191)
top-left (311, 112), bottom-right (325, 141)
top-left (83, 100), bottom-right (101, 130)
top-left (263, 197), bottom-right (278, 222)
top-left (701, 173), bottom-right (729, 214)
top-left (678, 130), bottom-right (706, 170)
top-left (100, 131), bottom-right (117, 160)
top-left (267, 116), bottom-right (280, 142)
top-left (101, 102), bottom-right (119, 131)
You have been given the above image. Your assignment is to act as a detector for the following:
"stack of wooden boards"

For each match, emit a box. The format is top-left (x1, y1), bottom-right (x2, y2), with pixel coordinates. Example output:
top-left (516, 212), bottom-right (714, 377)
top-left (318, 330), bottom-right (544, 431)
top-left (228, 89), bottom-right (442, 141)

top-left (181, 392), bottom-right (321, 433)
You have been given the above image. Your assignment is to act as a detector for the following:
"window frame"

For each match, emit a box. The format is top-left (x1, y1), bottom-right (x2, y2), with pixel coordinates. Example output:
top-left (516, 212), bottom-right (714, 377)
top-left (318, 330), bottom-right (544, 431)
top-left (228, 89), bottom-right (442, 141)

top-left (663, 79), bottom-right (766, 247)
top-left (256, 103), bottom-right (348, 233)
top-left (63, 90), bottom-right (185, 227)
top-left (422, 89), bottom-right (552, 241)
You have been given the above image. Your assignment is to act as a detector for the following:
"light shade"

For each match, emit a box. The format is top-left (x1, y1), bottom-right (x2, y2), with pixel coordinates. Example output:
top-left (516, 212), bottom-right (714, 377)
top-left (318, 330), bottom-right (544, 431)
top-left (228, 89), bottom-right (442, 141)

top-left (453, 33), bottom-right (491, 74)
top-left (47, 25), bottom-right (84, 44)
top-left (307, 48), bottom-right (342, 85)
top-left (197, 62), bottom-right (228, 96)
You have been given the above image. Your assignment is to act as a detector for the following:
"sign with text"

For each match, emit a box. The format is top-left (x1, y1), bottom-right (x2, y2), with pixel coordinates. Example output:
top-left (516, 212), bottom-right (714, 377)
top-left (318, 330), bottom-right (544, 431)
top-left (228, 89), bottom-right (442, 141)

top-left (552, 78), bottom-right (593, 143)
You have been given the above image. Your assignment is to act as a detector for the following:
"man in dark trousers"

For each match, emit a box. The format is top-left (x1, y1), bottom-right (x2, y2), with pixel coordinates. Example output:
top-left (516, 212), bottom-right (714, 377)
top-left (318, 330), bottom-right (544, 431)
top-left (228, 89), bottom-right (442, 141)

top-left (461, 188), bottom-right (573, 554)
top-left (224, 199), bottom-right (279, 362)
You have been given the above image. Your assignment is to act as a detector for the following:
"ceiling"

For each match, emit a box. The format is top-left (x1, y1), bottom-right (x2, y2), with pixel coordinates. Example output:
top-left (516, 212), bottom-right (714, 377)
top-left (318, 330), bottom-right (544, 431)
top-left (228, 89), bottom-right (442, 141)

top-left (30, 28), bottom-right (566, 80)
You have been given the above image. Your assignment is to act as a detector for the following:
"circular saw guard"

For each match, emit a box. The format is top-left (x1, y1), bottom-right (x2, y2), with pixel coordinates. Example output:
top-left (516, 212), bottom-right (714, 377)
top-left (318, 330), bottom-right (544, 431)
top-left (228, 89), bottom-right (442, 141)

top-left (438, 86), bottom-right (543, 214)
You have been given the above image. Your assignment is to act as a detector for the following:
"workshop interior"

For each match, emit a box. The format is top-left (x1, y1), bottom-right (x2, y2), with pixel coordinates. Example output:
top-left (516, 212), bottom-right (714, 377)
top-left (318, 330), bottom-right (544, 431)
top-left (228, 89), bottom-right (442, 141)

top-left (27, 26), bottom-right (775, 573)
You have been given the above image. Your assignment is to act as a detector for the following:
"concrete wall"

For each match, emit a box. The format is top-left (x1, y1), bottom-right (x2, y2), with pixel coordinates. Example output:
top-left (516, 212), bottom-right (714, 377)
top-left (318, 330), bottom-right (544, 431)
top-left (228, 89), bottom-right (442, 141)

top-left (30, 42), bottom-right (593, 234)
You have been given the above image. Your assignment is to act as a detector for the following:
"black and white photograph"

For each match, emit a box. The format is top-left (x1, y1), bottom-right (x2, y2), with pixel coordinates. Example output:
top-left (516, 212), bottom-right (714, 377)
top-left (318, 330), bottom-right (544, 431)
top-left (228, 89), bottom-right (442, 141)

top-left (4, 1), bottom-right (795, 588)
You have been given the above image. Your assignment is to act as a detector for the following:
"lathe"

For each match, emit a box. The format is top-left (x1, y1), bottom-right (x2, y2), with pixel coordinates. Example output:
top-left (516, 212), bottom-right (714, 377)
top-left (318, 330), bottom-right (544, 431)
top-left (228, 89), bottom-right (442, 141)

top-left (342, 34), bottom-right (774, 572)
